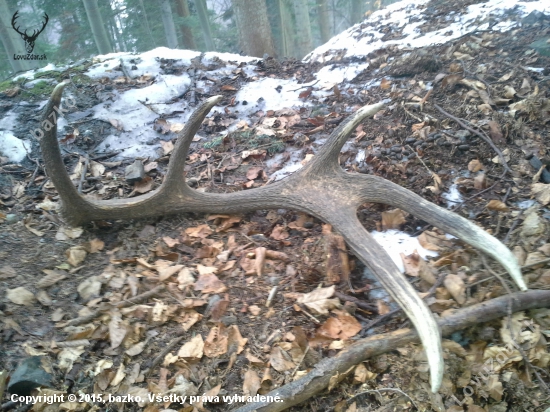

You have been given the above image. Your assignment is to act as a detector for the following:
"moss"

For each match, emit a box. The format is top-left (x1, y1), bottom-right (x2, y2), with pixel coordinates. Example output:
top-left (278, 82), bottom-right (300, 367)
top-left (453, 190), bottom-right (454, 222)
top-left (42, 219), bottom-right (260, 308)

top-left (34, 70), bottom-right (63, 80)
top-left (21, 80), bottom-right (54, 98)
top-left (0, 80), bottom-right (17, 93)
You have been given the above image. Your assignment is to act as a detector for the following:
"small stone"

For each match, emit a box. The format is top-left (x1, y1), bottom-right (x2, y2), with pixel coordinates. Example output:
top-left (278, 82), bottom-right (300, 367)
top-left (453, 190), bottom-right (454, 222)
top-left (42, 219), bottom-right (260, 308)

top-left (404, 137), bottom-right (416, 144)
top-left (455, 130), bottom-right (471, 140)
top-left (125, 160), bottom-right (145, 183)
top-left (391, 145), bottom-right (402, 153)
top-left (8, 356), bottom-right (53, 396)
top-left (220, 315), bottom-right (237, 326)
top-left (458, 144), bottom-right (470, 151)
top-left (5, 214), bottom-right (18, 224)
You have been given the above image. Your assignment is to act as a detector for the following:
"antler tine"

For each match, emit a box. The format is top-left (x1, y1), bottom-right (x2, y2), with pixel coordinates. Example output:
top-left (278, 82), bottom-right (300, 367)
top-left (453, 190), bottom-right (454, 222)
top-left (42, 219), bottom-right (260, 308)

top-left (164, 95), bottom-right (223, 188)
top-left (310, 204), bottom-right (444, 392)
top-left (305, 102), bottom-right (386, 176)
top-left (353, 175), bottom-right (527, 291)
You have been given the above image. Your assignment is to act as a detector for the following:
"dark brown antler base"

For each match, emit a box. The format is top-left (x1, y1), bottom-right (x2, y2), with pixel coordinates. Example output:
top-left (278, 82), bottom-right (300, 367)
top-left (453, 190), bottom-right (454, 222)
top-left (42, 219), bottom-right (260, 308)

top-left (40, 82), bottom-right (527, 392)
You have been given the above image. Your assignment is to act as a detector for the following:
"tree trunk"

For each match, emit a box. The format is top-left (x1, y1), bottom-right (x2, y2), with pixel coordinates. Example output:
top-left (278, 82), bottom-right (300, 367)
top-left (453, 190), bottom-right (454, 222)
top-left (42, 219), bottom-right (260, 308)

top-left (138, 0), bottom-right (157, 49)
top-left (173, 0), bottom-right (197, 50)
top-left (316, 0), bottom-right (330, 43)
top-left (159, 0), bottom-right (179, 48)
top-left (195, 0), bottom-right (213, 50)
top-left (277, 0), bottom-right (293, 57)
top-left (233, 0), bottom-right (275, 57)
top-left (350, 0), bottom-right (363, 24)
top-left (82, 0), bottom-right (113, 54)
top-left (291, 0), bottom-right (313, 59)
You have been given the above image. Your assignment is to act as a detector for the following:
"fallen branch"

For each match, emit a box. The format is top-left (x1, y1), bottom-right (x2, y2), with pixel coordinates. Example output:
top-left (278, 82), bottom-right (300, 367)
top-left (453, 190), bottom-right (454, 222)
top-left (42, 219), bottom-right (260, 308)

top-left (233, 290), bottom-right (550, 412)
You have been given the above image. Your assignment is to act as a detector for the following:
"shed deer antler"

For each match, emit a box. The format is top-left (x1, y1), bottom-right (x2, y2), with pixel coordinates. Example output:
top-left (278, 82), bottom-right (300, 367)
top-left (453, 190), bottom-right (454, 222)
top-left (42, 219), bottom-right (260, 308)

top-left (40, 82), bottom-right (526, 393)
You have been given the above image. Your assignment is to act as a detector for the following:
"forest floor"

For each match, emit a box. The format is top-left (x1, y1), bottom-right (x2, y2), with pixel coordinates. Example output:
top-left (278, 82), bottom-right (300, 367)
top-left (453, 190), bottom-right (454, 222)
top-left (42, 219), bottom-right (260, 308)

top-left (2, 1), bottom-right (550, 411)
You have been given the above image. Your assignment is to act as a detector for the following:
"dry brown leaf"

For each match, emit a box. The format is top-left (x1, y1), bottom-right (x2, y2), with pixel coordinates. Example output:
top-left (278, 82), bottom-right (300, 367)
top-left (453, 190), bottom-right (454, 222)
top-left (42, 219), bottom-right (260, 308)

top-left (519, 78), bottom-right (531, 95)
top-left (77, 276), bottom-right (101, 300)
top-left (486, 199), bottom-right (508, 212)
top-left (353, 363), bottom-right (376, 384)
top-left (532, 183), bottom-right (550, 206)
top-left (418, 230), bottom-right (449, 251)
top-left (6, 287), bottom-right (35, 306)
top-left (55, 226), bottom-right (84, 241)
top-left (243, 369), bottom-right (261, 397)
top-left (126, 341), bottom-right (146, 357)
top-left (178, 334), bottom-right (204, 360)
top-left (227, 325), bottom-right (248, 354)
top-left (315, 310), bottom-right (361, 340)
top-left (401, 251), bottom-right (421, 277)
top-left (381, 209), bottom-right (406, 230)
top-left (158, 264), bottom-right (183, 282)
top-left (269, 346), bottom-right (295, 372)
top-left (177, 310), bottom-right (203, 331)
top-left (488, 121), bottom-right (505, 145)
top-left (38, 269), bottom-right (67, 288)
top-left (246, 166), bottom-right (264, 180)
top-left (160, 140), bottom-right (174, 155)
top-left (270, 225), bottom-right (289, 240)
top-left (194, 273), bottom-right (227, 293)
top-left (443, 274), bottom-right (466, 305)
top-left (504, 85), bottom-right (516, 99)
top-left (66, 246), bottom-right (87, 266)
top-left (249, 305), bottom-right (261, 316)
top-left (185, 224), bottom-right (213, 238)
top-left (108, 312), bottom-right (127, 349)
top-left (204, 324), bottom-right (229, 358)
top-left (245, 350), bottom-right (265, 366)
top-left (83, 238), bottom-right (105, 253)
top-left (468, 159), bottom-right (483, 172)
top-left (538, 244), bottom-right (550, 257)
top-left (474, 172), bottom-right (487, 189)
top-left (0, 265), bottom-right (16, 279)
top-left (296, 285), bottom-right (341, 315)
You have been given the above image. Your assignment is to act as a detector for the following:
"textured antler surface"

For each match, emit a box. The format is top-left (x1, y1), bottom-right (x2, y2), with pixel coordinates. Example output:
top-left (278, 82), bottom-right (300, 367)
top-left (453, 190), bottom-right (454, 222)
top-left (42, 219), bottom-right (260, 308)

top-left (40, 83), bottom-right (527, 392)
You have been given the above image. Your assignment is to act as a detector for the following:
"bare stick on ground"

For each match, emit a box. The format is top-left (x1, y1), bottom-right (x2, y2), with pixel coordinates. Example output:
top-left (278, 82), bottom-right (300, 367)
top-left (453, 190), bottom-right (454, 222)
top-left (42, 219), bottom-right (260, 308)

top-left (233, 290), bottom-right (550, 412)
top-left (40, 82), bottom-right (527, 392)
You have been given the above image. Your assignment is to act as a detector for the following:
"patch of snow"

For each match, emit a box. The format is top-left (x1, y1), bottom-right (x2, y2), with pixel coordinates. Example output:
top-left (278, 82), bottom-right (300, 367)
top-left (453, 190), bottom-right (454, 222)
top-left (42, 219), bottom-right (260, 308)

top-left (233, 77), bottom-right (305, 115)
top-left (315, 63), bottom-right (370, 88)
top-left (371, 229), bottom-right (439, 273)
top-left (362, 229), bottom-right (439, 306)
top-left (266, 148), bottom-right (305, 181)
top-left (442, 184), bottom-right (463, 208)
top-left (0, 110), bottom-right (19, 131)
top-left (92, 73), bottom-right (193, 158)
top-left (0, 131), bottom-right (29, 163)
top-left (305, 0), bottom-right (550, 63)
top-left (517, 199), bottom-right (537, 209)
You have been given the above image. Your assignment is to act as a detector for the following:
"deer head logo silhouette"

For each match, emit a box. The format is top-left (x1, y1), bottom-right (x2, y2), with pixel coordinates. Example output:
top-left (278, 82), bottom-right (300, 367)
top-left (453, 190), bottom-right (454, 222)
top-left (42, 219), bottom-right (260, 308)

top-left (11, 11), bottom-right (49, 54)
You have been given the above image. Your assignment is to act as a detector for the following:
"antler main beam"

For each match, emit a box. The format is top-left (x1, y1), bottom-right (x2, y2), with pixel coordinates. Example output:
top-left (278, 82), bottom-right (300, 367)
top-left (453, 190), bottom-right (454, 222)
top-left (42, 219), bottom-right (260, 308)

top-left (40, 82), bottom-right (526, 392)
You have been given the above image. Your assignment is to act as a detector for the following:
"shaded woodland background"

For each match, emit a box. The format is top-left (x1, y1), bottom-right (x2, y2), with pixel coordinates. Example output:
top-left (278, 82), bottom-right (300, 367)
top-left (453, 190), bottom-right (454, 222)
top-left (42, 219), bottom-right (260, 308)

top-left (0, 0), bottom-right (403, 79)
